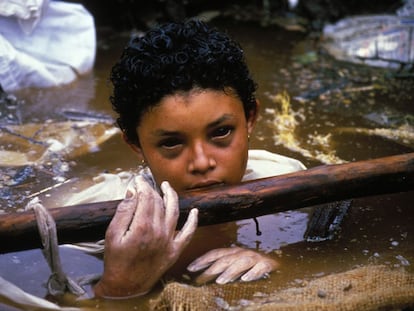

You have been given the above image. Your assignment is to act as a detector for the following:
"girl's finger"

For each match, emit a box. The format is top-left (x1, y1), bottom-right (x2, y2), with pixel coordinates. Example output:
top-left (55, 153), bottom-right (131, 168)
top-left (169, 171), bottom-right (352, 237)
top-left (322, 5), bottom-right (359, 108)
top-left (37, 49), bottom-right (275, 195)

top-left (216, 256), bottom-right (255, 284)
top-left (187, 247), bottom-right (242, 272)
top-left (105, 182), bottom-right (138, 241)
top-left (173, 208), bottom-right (198, 248)
top-left (241, 260), bottom-right (277, 282)
top-left (161, 181), bottom-right (179, 234)
top-left (193, 253), bottom-right (242, 284)
top-left (130, 176), bottom-right (157, 225)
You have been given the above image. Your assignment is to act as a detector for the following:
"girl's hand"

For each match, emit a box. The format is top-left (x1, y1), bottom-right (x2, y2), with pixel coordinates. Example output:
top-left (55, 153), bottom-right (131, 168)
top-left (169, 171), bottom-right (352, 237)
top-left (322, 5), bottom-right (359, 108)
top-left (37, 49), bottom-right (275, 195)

top-left (94, 176), bottom-right (198, 298)
top-left (187, 247), bottom-right (278, 285)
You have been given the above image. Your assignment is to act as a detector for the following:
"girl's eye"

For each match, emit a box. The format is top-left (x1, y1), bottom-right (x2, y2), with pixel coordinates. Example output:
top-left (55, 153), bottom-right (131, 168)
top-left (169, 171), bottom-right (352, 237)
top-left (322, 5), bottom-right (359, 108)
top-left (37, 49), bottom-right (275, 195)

top-left (159, 138), bottom-right (183, 149)
top-left (211, 126), bottom-right (233, 140)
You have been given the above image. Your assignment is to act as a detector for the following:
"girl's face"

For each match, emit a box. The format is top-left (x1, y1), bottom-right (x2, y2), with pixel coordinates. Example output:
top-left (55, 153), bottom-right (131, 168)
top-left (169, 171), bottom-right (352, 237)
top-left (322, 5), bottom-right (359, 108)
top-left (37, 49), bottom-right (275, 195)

top-left (131, 89), bottom-right (257, 192)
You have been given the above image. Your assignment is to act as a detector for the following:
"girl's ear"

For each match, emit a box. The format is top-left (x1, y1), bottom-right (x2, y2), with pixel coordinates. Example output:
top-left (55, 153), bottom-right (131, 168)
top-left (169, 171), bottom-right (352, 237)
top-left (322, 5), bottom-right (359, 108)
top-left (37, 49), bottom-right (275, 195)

top-left (123, 133), bottom-right (145, 161)
top-left (247, 99), bottom-right (260, 136)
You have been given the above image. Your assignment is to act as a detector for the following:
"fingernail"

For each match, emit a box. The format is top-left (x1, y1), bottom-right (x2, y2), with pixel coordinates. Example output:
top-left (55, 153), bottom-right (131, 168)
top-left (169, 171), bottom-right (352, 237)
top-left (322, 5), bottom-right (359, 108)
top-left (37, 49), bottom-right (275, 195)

top-left (160, 181), bottom-right (166, 193)
top-left (125, 189), bottom-right (134, 199)
top-left (160, 181), bottom-right (170, 192)
top-left (216, 276), bottom-right (228, 284)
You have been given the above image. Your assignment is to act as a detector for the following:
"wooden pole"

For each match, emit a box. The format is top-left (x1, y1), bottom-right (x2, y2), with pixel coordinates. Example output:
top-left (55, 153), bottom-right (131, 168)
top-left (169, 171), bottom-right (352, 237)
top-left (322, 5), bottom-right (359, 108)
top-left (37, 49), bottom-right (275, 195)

top-left (1, 152), bottom-right (413, 254)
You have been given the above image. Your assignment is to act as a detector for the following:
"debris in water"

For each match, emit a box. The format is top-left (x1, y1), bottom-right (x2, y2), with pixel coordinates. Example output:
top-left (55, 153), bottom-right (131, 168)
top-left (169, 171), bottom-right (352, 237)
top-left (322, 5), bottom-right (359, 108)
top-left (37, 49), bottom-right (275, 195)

top-left (266, 91), bottom-right (347, 164)
top-left (5, 166), bottom-right (35, 186)
top-left (337, 125), bottom-right (414, 149)
top-left (305, 200), bottom-right (351, 242)
top-left (395, 255), bottom-right (410, 266)
top-left (60, 109), bottom-right (114, 124)
top-left (322, 11), bottom-right (414, 69)
top-left (0, 121), bottom-right (121, 167)
top-left (26, 179), bottom-right (74, 199)
top-left (0, 116), bottom-right (120, 210)
top-left (0, 85), bottom-right (23, 125)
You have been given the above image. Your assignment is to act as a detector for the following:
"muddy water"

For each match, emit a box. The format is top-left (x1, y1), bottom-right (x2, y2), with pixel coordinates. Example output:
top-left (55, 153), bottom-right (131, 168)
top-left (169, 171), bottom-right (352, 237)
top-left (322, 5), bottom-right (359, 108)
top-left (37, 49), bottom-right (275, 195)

top-left (1, 20), bottom-right (413, 310)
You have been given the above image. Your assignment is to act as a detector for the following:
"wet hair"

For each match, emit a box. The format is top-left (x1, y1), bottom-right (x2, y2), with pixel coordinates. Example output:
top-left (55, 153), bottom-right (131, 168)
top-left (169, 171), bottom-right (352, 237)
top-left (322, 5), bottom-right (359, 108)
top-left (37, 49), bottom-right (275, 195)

top-left (110, 20), bottom-right (258, 146)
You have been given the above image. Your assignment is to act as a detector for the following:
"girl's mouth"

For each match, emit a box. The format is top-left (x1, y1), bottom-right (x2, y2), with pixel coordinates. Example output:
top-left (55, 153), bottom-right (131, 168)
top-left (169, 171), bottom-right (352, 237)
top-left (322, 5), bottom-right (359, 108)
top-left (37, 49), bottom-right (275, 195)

top-left (187, 180), bottom-right (223, 190)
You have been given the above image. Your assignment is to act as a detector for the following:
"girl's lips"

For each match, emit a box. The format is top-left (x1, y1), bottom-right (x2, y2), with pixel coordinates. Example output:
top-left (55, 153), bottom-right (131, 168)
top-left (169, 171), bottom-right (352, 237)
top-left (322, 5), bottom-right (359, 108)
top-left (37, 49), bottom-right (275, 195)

top-left (187, 181), bottom-right (223, 190)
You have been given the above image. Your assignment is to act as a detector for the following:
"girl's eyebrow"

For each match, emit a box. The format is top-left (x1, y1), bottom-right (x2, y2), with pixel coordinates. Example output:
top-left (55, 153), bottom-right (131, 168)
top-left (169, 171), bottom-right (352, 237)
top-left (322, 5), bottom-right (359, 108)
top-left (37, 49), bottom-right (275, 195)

top-left (207, 114), bottom-right (235, 129)
top-left (152, 129), bottom-right (181, 137)
top-left (151, 114), bottom-right (235, 137)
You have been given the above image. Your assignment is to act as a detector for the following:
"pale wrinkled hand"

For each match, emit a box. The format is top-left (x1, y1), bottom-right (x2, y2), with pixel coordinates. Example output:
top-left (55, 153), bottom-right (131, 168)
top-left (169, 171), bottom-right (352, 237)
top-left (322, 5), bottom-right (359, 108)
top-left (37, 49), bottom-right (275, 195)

top-left (94, 176), bottom-right (198, 298)
top-left (187, 247), bottom-right (278, 285)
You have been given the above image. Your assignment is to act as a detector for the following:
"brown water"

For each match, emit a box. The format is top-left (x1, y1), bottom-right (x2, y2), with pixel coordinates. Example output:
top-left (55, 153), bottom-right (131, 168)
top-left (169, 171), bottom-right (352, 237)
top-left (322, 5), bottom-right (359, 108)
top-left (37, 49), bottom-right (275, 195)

top-left (0, 19), bottom-right (413, 310)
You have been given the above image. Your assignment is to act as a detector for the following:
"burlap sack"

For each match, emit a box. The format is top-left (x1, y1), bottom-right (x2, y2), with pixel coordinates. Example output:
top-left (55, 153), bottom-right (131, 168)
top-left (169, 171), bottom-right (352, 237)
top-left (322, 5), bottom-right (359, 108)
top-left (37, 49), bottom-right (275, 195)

top-left (151, 265), bottom-right (414, 311)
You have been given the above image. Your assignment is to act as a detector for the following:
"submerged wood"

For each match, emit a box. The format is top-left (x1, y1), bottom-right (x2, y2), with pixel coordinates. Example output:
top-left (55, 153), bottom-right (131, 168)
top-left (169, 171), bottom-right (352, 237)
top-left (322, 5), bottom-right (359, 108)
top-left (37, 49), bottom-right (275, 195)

top-left (304, 200), bottom-right (352, 242)
top-left (0, 152), bottom-right (413, 254)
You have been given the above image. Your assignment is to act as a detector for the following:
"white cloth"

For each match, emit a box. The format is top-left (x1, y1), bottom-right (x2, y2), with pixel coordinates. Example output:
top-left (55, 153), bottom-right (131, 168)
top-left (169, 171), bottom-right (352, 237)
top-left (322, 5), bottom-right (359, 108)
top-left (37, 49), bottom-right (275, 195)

top-left (0, 1), bottom-right (96, 91)
top-left (243, 149), bottom-right (306, 181)
top-left (0, 0), bottom-right (48, 34)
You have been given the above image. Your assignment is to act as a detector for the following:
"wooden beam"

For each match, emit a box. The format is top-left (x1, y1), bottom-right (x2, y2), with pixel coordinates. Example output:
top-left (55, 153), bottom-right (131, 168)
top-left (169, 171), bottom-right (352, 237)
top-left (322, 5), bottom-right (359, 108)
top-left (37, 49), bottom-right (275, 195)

top-left (0, 152), bottom-right (413, 254)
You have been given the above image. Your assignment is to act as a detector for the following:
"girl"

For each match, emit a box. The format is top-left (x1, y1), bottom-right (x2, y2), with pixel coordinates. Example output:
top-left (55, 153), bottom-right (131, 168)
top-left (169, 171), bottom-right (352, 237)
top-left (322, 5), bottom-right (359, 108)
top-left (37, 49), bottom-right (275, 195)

top-left (92, 20), bottom-right (305, 298)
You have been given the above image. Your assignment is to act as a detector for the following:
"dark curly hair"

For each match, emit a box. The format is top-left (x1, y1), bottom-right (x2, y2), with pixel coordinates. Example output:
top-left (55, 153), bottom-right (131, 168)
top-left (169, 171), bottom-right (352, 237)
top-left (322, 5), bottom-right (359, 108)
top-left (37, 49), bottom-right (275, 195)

top-left (110, 20), bottom-right (258, 146)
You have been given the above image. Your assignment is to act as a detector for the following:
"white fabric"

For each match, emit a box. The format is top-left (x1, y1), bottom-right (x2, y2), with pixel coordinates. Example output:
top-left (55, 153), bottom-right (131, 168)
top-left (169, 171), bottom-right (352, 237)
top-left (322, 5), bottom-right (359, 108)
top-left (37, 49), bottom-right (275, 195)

top-left (64, 172), bottom-right (136, 206)
top-left (0, 0), bottom-right (49, 34)
top-left (243, 149), bottom-right (306, 180)
top-left (0, 1), bottom-right (96, 91)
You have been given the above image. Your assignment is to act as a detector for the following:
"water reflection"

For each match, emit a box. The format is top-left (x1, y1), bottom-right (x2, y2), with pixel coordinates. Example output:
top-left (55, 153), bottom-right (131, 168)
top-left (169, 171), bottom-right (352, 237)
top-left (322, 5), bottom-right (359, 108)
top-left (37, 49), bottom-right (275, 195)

top-left (237, 211), bottom-right (310, 252)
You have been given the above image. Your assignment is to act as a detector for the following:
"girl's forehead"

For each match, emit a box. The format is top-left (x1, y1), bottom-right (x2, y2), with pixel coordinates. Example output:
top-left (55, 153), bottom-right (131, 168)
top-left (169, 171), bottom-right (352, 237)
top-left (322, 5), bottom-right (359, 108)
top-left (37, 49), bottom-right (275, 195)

top-left (138, 89), bottom-right (246, 133)
top-left (151, 90), bottom-right (243, 119)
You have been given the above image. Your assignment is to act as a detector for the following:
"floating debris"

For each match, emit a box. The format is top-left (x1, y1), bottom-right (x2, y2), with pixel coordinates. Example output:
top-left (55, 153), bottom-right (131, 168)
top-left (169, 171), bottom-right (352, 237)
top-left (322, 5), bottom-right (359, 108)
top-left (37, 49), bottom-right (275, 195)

top-left (395, 255), bottom-right (410, 266)
top-left (294, 83), bottom-right (384, 104)
top-left (4, 166), bottom-right (35, 186)
top-left (337, 125), bottom-right (414, 149)
top-left (60, 109), bottom-right (114, 124)
top-left (305, 200), bottom-right (352, 242)
top-left (322, 13), bottom-right (414, 69)
top-left (293, 51), bottom-right (318, 65)
top-left (364, 109), bottom-right (414, 128)
top-left (0, 85), bottom-right (23, 125)
top-left (0, 121), bottom-right (121, 167)
top-left (0, 119), bottom-right (120, 210)
top-left (26, 178), bottom-right (75, 199)
top-left (266, 92), bottom-right (347, 164)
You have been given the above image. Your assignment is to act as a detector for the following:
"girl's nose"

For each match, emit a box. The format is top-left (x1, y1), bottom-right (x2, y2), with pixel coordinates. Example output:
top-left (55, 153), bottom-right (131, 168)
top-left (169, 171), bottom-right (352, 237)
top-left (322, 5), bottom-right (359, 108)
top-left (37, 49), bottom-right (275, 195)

top-left (188, 142), bottom-right (216, 174)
